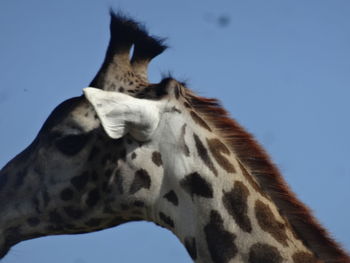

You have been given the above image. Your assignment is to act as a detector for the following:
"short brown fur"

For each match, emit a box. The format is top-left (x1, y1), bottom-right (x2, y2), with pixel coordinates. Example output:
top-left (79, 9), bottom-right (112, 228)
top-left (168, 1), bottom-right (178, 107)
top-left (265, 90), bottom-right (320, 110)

top-left (254, 200), bottom-right (288, 246)
top-left (207, 138), bottom-right (236, 173)
top-left (292, 251), bottom-right (320, 263)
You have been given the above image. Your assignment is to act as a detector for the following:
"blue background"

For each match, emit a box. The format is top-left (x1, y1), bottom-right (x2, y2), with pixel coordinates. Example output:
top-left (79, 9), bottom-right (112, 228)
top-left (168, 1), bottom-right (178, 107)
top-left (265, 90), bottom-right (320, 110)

top-left (0, 1), bottom-right (349, 262)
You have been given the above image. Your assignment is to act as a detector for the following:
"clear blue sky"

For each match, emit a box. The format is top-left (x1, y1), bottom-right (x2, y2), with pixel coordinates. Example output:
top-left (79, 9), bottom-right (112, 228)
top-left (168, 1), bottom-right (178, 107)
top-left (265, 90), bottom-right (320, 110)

top-left (0, 1), bottom-right (349, 262)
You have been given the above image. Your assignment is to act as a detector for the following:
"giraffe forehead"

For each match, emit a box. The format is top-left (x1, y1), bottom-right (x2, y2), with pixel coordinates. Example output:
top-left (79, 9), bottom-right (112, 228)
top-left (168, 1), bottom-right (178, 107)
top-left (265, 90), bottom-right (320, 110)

top-left (38, 96), bottom-right (100, 137)
top-left (69, 100), bottom-right (100, 131)
top-left (38, 97), bottom-right (82, 134)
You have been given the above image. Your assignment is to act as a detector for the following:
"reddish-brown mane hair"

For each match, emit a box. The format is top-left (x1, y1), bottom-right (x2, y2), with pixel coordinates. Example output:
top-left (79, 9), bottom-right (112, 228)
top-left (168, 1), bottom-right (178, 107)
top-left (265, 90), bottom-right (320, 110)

top-left (185, 89), bottom-right (350, 263)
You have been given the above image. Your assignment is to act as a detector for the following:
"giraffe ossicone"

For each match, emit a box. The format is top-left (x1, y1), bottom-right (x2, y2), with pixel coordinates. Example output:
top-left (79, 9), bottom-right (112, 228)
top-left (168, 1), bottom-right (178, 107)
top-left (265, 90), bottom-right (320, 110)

top-left (0, 11), bottom-right (349, 263)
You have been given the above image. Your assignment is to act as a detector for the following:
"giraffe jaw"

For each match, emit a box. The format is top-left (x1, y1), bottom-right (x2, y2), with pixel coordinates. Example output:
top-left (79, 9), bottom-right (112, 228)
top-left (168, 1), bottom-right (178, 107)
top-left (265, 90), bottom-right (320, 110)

top-left (0, 248), bottom-right (9, 260)
top-left (0, 230), bottom-right (43, 259)
top-left (0, 233), bottom-right (13, 259)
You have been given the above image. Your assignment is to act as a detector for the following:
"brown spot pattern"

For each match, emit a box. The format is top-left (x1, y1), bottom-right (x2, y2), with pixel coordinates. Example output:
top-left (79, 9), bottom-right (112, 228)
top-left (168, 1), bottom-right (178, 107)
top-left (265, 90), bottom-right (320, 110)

top-left (222, 181), bottom-right (252, 233)
top-left (238, 161), bottom-right (266, 197)
top-left (255, 200), bottom-right (288, 246)
top-left (131, 152), bottom-right (137, 160)
top-left (180, 124), bottom-right (190, 156)
top-left (163, 190), bottom-right (179, 206)
top-left (207, 138), bottom-right (235, 173)
top-left (204, 210), bottom-right (237, 263)
top-left (180, 172), bottom-right (213, 199)
top-left (193, 133), bottom-right (218, 176)
top-left (152, 151), bottom-right (163, 167)
top-left (184, 237), bottom-right (197, 260)
top-left (249, 243), bottom-right (282, 263)
top-left (284, 216), bottom-right (301, 241)
top-left (159, 212), bottom-right (174, 228)
top-left (184, 101), bottom-right (191, 108)
top-left (174, 85), bottom-right (180, 99)
top-left (190, 111), bottom-right (212, 131)
top-left (129, 169), bottom-right (151, 194)
top-left (292, 252), bottom-right (319, 263)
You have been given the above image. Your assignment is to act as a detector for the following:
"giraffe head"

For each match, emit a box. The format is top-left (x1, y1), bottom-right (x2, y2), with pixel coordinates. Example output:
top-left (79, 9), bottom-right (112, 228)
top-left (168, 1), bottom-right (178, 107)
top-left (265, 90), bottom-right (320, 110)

top-left (0, 12), bottom-right (173, 258)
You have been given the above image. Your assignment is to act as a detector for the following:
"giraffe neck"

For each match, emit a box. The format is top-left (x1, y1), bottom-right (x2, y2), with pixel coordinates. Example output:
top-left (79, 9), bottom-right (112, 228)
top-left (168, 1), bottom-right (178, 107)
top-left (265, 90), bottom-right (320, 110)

top-left (143, 118), bottom-right (316, 262)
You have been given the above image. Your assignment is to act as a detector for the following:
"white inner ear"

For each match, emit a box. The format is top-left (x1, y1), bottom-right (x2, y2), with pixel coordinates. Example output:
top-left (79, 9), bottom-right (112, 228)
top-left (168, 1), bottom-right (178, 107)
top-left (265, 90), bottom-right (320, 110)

top-left (83, 87), bottom-right (161, 141)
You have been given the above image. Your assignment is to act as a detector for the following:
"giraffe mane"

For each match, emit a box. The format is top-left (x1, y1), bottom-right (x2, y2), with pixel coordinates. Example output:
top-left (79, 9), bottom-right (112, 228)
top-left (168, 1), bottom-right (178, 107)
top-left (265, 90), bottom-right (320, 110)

top-left (185, 89), bottom-right (350, 263)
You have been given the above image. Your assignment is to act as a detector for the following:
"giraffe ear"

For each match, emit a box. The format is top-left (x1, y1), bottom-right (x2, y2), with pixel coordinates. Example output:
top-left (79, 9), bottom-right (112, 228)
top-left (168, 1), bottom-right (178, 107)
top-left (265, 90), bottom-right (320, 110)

top-left (83, 87), bottom-right (161, 141)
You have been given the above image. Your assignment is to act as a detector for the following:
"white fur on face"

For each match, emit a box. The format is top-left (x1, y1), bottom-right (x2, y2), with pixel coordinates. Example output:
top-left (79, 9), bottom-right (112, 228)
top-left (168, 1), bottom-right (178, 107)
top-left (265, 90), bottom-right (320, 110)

top-left (83, 87), bottom-right (163, 141)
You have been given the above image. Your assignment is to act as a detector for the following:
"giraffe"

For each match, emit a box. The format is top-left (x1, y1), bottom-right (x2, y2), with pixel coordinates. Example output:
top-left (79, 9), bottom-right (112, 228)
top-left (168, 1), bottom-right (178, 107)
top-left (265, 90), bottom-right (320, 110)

top-left (0, 12), bottom-right (349, 263)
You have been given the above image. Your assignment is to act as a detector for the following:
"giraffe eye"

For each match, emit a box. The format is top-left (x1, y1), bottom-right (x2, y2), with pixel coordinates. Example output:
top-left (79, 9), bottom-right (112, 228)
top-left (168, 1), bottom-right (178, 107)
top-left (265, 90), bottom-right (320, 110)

top-left (55, 134), bottom-right (90, 156)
